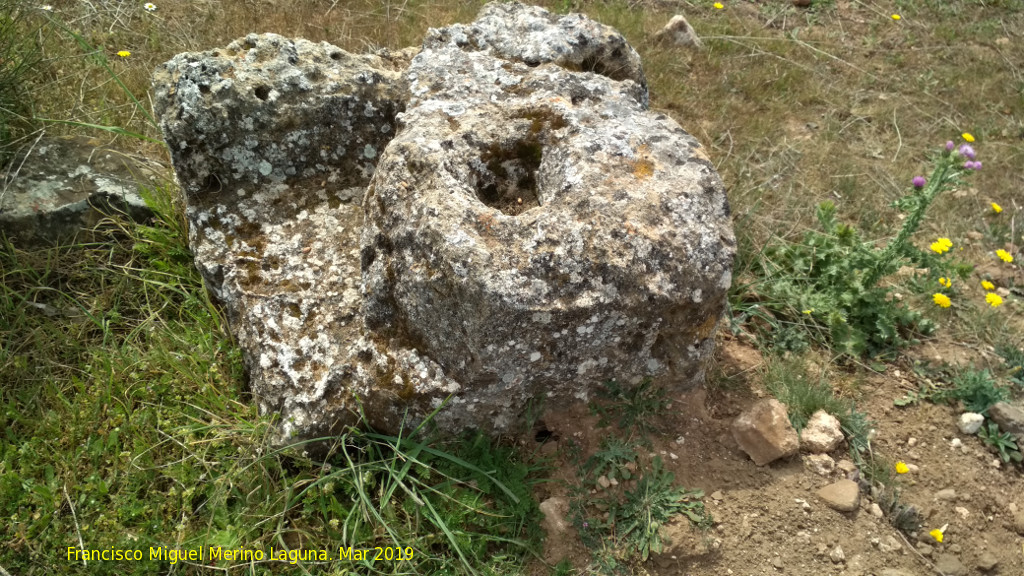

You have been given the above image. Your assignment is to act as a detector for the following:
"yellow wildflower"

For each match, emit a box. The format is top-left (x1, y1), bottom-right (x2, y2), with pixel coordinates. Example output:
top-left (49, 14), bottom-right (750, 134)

top-left (117, 50), bottom-right (131, 58)
top-left (996, 249), bottom-right (1014, 263)
top-left (986, 293), bottom-right (1003, 308)
top-left (981, 280), bottom-right (995, 291)
top-left (891, 14), bottom-right (901, 20)
top-left (991, 202), bottom-right (1003, 214)
top-left (802, 309), bottom-right (813, 315)
top-left (938, 277), bottom-right (951, 288)
top-left (962, 132), bottom-right (975, 143)
top-left (933, 293), bottom-right (952, 308)
top-left (895, 461), bottom-right (909, 474)
top-left (930, 237), bottom-right (953, 254)
top-left (930, 528), bottom-right (944, 543)
top-left (713, 2), bottom-right (724, 8)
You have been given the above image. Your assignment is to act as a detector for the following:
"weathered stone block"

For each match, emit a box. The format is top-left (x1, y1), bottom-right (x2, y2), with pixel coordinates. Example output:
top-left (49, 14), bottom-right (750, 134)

top-left (152, 2), bottom-right (735, 441)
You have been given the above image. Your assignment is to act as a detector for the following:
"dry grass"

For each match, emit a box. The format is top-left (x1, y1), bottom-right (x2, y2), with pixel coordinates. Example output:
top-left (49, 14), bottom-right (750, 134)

top-left (19, 0), bottom-right (1021, 341)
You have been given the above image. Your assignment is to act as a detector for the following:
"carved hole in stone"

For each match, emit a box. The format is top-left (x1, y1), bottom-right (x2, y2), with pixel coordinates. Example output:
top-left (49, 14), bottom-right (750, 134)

top-left (329, 51), bottom-right (343, 61)
top-left (254, 85), bottom-right (271, 100)
top-left (473, 136), bottom-right (542, 217)
top-left (580, 53), bottom-right (629, 83)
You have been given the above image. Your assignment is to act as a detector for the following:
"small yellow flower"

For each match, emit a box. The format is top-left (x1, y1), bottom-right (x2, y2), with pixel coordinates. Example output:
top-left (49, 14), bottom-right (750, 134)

top-left (981, 280), bottom-right (995, 291)
top-left (117, 50), bottom-right (131, 58)
top-left (986, 293), bottom-right (1003, 308)
top-left (930, 237), bottom-right (953, 254)
top-left (938, 277), bottom-right (951, 288)
top-left (891, 14), bottom-right (901, 20)
top-left (802, 309), bottom-right (813, 315)
top-left (996, 249), bottom-right (1014, 263)
top-left (933, 293), bottom-right (952, 308)
top-left (895, 461), bottom-right (909, 474)
top-left (713, 2), bottom-right (724, 8)
top-left (991, 202), bottom-right (1003, 214)
top-left (930, 528), bottom-right (944, 543)
top-left (962, 132), bottom-right (975, 143)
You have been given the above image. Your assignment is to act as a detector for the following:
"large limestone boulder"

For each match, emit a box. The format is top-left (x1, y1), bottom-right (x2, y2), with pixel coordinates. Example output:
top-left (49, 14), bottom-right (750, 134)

top-left (152, 2), bottom-right (734, 441)
top-left (361, 17), bottom-right (733, 431)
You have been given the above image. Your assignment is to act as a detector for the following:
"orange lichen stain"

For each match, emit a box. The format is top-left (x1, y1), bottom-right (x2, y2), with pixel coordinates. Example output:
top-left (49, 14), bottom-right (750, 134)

top-left (628, 145), bottom-right (655, 180)
top-left (694, 313), bottom-right (720, 340)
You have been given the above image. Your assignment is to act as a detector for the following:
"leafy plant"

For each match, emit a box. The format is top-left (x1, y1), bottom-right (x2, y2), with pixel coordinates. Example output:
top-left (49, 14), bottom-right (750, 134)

top-left (948, 367), bottom-right (1010, 414)
top-left (996, 344), bottom-right (1024, 391)
top-left (616, 457), bottom-right (709, 562)
top-left (590, 378), bottom-right (669, 440)
top-left (735, 143), bottom-right (979, 357)
top-left (894, 365), bottom-right (1009, 415)
top-left (584, 436), bottom-right (639, 485)
top-left (977, 421), bottom-right (1023, 464)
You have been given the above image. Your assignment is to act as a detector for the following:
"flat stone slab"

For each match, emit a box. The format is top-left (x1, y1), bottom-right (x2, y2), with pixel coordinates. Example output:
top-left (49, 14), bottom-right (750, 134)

top-left (0, 136), bottom-right (157, 247)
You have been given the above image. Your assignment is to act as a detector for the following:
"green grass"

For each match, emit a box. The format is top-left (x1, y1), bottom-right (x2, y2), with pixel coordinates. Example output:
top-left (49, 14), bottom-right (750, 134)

top-left (0, 185), bottom-right (544, 575)
top-left (4, 0), bottom-right (1024, 574)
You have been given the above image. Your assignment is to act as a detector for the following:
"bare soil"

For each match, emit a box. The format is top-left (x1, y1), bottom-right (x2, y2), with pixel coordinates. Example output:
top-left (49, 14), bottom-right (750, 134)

top-left (527, 339), bottom-right (1024, 576)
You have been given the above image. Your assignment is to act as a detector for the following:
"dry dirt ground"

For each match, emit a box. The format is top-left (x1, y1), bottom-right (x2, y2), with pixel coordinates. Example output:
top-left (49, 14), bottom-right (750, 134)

top-left (526, 339), bottom-right (1024, 576)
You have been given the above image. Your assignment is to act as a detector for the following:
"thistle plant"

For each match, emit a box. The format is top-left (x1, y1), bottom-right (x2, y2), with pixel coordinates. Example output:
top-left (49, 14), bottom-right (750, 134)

top-left (863, 141), bottom-right (981, 288)
top-left (738, 138), bottom-right (980, 356)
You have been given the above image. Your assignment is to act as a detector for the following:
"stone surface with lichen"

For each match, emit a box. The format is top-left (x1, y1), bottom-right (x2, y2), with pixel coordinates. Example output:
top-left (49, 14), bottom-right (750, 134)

top-left (152, 1), bottom-right (735, 442)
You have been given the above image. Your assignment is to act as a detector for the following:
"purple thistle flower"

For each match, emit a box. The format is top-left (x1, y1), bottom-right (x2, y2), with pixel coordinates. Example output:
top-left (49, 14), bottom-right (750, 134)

top-left (963, 161), bottom-right (982, 170)
top-left (959, 144), bottom-right (976, 160)
top-left (912, 176), bottom-right (926, 188)
top-left (945, 140), bottom-right (955, 151)
top-left (975, 161), bottom-right (982, 170)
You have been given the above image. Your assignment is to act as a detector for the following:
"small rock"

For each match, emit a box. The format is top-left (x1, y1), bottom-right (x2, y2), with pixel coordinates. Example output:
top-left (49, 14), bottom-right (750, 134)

top-left (879, 535), bottom-right (902, 554)
top-left (803, 453), bottom-right (836, 476)
top-left (989, 402), bottom-right (1024, 438)
top-left (933, 553), bottom-right (967, 576)
top-left (732, 399), bottom-right (800, 466)
top-left (1013, 511), bottom-right (1024, 536)
top-left (869, 503), bottom-right (884, 518)
top-left (990, 459), bottom-right (1001, 469)
top-left (710, 490), bottom-right (724, 501)
top-left (934, 488), bottom-right (957, 501)
top-left (829, 545), bottom-right (845, 563)
top-left (800, 410), bottom-right (845, 453)
top-left (652, 15), bottom-right (702, 48)
top-left (958, 412), bottom-right (985, 434)
top-left (816, 479), bottom-right (861, 512)
top-left (905, 462), bottom-right (920, 473)
top-left (975, 550), bottom-right (999, 572)
top-left (836, 459), bottom-right (858, 474)
top-left (907, 437), bottom-right (918, 447)
top-left (916, 542), bottom-right (933, 557)
top-left (880, 570), bottom-right (914, 576)
top-left (538, 496), bottom-right (572, 563)
top-left (597, 475), bottom-right (611, 489)
top-left (954, 506), bottom-right (969, 519)
top-left (950, 437), bottom-right (963, 448)
top-left (771, 556), bottom-right (784, 569)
